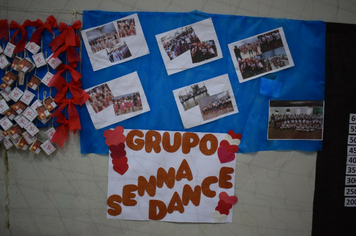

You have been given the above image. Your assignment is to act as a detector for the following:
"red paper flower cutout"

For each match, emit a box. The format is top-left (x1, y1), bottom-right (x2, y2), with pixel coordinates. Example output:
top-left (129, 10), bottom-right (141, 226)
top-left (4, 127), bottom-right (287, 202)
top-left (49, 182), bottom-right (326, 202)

top-left (103, 126), bottom-right (125, 146)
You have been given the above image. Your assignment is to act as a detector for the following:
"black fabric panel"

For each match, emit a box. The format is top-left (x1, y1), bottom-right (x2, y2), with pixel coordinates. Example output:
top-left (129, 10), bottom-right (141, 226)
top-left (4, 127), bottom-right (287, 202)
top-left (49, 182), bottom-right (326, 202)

top-left (312, 22), bottom-right (356, 236)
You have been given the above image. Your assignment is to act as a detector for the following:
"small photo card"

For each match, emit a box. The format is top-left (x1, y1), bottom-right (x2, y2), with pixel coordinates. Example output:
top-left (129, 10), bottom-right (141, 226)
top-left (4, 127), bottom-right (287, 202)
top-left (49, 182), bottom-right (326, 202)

top-left (41, 71), bottom-right (54, 86)
top-left (22, 131), bottom-right (36, 145)
top-left (24, 122), bottom-right (39, 136)
top-left (267, 100), bottom-right (324, 140)
top-left (4, 42), bottom-right (16, 58)
top-left (17, 137), bottom-right (29, 151)
top-left (28, 75), bottom-right (41, 90)
top-left (5, 108), bottom-right (17, 120)
top-left (43, 96), bottom-right (57, 111)
top-left (32, 52), bottom-right (47, 68)
top-left (0, 82), bottom-right (12, 92)
top-left (0, 99), bottom-right (10, 114)
top-left (12, 101), bottom-right (27, 114)
top-left (228, 27), bottom-right (294, 83)
top-left (30, 139), bottom-right (42, 154)
top-left (25, 42), bottom-right (41, 54)
top-left (8, 125), bottom-right (22, 139)
top-left (85, 71), bottom-right (150, 129)
top-left (156, 18), bottom-right (223, 75)
top-left (45, 127), bottom-right (56, 140)
top-left (2, 71), bottom-right (18, 86)
top-left (46, 53), bottom-right (62, 70)
top-left (11, 56), bottom-right (21, 70)
top-left (20, 90), bottom-right (35, 105)
top-left (36, 105), bottom-right (51, 121)
top-left (14, 114), bottom-right (30, 128)
top-left (9, 87), bottom-right (24, 102)
top-left (40, 140), bottom-right (56, 155)
top-left (0, 54), bottom-right (11, 69)
top-left (30, 99), bottom-right (43, 111)
top-left (17, 58), bottom-right (35, 73)
top-left (0, 117), bottom-right (13, 131)
top-left (81, 13), bottom-right (149, 71)
top-left (173, 74), bottom-right (238, 129)
top-left (23, 107), bottom-right (37, 122)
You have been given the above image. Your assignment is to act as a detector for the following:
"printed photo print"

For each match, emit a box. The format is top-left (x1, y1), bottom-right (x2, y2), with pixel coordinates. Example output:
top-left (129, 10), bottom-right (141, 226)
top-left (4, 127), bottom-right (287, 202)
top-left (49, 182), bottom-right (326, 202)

top-left (198, 91), bottom-right (234, 121)
top-left (156, 18), bottom-right (223, 75)
top-left (112, 92), bottom-right (143, 116)
top-left (87, 83), bottom-right (114, 114)
top-left (81, 14), bottom-right (149, 71)
top-left (228, 27), bottom-right (294, 83)
top-left (177, 82), bottom-right (209, 111)
top-left (267, 100), bottom-right (324, 140)
top-left (173, 74), bottom-right (238, 129)
top-left (117, 18), bottom-right (136, 38)
top-left (85, 23), bottom-right (121, 54)
top-left (85, 72), bottom-right (150, 130)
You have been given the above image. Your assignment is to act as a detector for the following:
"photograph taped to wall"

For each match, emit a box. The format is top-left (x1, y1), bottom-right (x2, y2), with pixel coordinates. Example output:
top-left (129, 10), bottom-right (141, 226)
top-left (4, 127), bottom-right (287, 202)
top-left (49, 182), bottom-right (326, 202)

top-left (156, 18), bottom-right (223, 75)
top-left (267, 100), bottom-right (324, 140)
top-left (81, 13), bottom-right (149, 71)
top-left (173, 74), bottom-right (238, 129)
top-left (228, 27), bottom-right (294, 83)
top-left (85, 72), bottom-right (150, 129)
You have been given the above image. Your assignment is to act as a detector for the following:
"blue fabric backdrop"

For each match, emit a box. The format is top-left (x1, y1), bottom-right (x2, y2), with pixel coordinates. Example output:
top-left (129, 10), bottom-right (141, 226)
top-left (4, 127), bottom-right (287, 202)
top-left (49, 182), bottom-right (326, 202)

top-left (80, 10), bottom-right (325, 154)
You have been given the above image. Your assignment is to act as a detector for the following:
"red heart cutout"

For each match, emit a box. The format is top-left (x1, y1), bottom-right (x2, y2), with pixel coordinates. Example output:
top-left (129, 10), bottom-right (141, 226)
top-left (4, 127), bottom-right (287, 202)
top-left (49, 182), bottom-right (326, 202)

top-left (112, 156), bottom-right (129, 175)
top-left (215, 200), bottom-right (232, 215)
top-left (220, 140), bottom-right (239, 153)
top-left (219, 192), bottom-right (238, 205)
top-left (218, 146), bottom-right (236, 163)
top-left (228, 130), bottom-right (242, 140)
top-left (104, 126), bottom-right (125, 146)
top-left (109, 143), bottom-right (126, 159)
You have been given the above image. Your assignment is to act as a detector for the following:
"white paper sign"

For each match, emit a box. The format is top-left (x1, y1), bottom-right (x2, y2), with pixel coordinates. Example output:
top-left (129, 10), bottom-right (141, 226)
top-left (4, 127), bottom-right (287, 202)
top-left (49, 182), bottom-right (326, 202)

top-left (32, 52), bottom-right (47, 68)
top-left (107, 127), bottom-right (240, 223)
top-left (4, 42), bottom-right (15, 58)
top-left (81, 13), bottom-right (149, 71)
top-left (20, 90), bottom-right (35, 105)
top-left (0, 99), bottom-right (9, 114)
top-left (41, 72), bottom-right (54, 86)
top-left (24, 122), bottom-right (39, 136)
top-left (0, 117), bottom-right (13, 131)
top-left (40, 140), bottom-right (56, 155)
top-left (9, 87), bottom-right (24, 102)
top-left (156, 18), bottom-right (223, 75)
top-left (0, 54), bottom-right (10, 69)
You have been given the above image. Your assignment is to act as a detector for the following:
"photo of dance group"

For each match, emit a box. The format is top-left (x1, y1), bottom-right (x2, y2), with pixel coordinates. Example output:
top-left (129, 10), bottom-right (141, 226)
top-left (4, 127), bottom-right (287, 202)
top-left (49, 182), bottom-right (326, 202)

top-left (156, 18), bottom-right (223, 75)
top-left (267, 100), bottom-right (324, 140)
top-left (112, 92), bottom-right (142, 116)
top-left (87, 83), bottom-right (114, 114)
top-left (198, 91), bottom-right (234, 121)
top-left (160, 26), bottom-right (218, 63)
top-left (228, 27), bottom-right (294, 83)
top-left (81, 14), bottom-right (149, 71)
top-left (173, 74), bottom-right (238, 129)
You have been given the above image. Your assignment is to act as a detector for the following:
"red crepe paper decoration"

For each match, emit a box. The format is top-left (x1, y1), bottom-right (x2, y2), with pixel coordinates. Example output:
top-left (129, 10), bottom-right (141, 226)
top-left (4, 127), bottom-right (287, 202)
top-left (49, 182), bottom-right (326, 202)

top-left (30, 15), bottom-right (57, 45)
top-left (52, 98), bottom-right (81, 132)
top-left (9, 19), bottom-right (32, 53)
top-left (51, 112), bottom-right (70, 148)
top-left (0, 19), bottom-right (9, 41)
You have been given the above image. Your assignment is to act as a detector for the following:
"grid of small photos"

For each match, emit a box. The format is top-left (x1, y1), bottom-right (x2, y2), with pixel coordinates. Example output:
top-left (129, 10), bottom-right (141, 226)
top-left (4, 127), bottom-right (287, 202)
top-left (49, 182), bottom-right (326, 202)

top-left (345, 113), bottom-right (356, 207)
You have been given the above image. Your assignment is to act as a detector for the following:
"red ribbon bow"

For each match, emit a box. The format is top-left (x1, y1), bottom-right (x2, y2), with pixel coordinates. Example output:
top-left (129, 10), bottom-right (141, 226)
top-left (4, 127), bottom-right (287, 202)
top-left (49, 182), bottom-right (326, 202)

top-left (0, 19), bottom-right (9, 41)
top-left (10, 19), bottom-right (32, 53)
top-left (51, 112), bottom-right (70, 148)
top-left (30, 15), bottom-right (57, 45)
top-left (49, 74), bottom-right (89, 105)
top-left (52, 36), bottom-right (80, 62)
top-left (49, 62), bottom-right (82, 85)
top-left (49, 20), bottom-right (81, 53)
top-left (52, 98), bottom-right (81, 132)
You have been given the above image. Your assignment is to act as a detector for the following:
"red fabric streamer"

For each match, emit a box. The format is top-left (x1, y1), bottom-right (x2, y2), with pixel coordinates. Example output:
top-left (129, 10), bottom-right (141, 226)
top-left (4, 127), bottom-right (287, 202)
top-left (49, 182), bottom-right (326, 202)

top-left (10, 19), bottom-right (32, 53)
top-left (52, 98), bottom-right (81, 132)
top-left (49, 20), bottom-right (81, 53)
top-left (49, 75), bottom-right (89, 105)
top-left (50, 62), bottom-right (82, 83)
top-left (51, 112), bottom-right (69, 148)
top-left (30, 15), bottom-right (57, 45)
top-left (0, 19), bottom-right (9, 41)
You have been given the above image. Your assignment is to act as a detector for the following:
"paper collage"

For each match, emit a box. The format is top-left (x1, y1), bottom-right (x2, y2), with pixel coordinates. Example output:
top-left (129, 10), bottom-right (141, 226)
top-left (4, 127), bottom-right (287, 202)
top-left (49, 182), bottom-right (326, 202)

top-left (173, 74), bottom-right (238, 129)
top-left (228, 27), bottom-right (294, 83)
top-left (106, 127), bottom-right (241, 222)
top-left (85, 72), bottom-right (150, 129)
top-left (156, 18), bottom-right (223, 75)
top-left (81, 13), bottom-right (149, 71)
